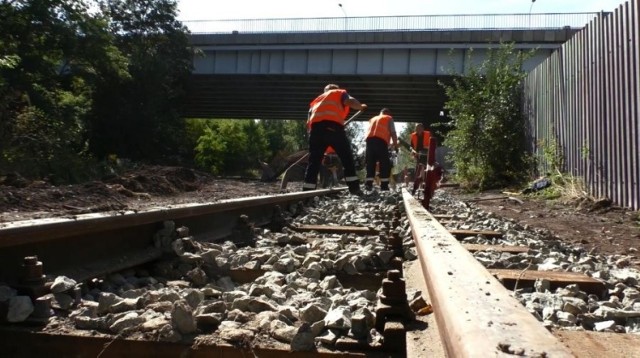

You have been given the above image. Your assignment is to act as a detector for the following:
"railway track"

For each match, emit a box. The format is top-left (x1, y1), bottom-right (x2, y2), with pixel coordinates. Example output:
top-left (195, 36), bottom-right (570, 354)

top-left (1, 187), bottom-right (639, 357)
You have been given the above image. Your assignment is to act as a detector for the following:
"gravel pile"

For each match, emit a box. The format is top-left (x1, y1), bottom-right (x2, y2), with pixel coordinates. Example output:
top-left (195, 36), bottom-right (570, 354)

top-left (1, 190), bottom-right (422, 351)
top-left (429, 190), bottom-right (640, 334)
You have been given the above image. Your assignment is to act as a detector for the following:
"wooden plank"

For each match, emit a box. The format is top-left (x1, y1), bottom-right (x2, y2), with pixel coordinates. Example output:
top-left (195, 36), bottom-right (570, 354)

top-left (462, 244), bottom-right (529, 253)
top-left (465, 196), bottom-right (509, 202)
top-left (448, 229), bottom-right (502, 238)
top-left (403, 191), bottom-right (573, 357)
top-left (488, 269), bottom-right (606, 295)
top-left (291, 224), bottom-right (378, 235)
top-left (1, 326), bottom-right (372, 357)
top-left (54, 247), bottom-right (163, 283)
top-left (554, 331), bottom-right (640, 358)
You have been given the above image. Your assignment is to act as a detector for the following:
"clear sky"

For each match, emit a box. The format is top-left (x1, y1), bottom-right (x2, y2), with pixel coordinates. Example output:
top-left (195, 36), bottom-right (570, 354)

top-left (177, 0), bottom-right (626, 21)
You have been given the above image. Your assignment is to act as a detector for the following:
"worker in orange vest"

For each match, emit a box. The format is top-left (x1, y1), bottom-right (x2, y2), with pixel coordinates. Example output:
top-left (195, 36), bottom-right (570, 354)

top-left (304, 84), bottom-right (367, 194)
top-left (364, 108), bottom-right (398, 191)
top-left (320, 146), bottom-right (341, 188)
top-left (410, 123), bottom-right (432, 165)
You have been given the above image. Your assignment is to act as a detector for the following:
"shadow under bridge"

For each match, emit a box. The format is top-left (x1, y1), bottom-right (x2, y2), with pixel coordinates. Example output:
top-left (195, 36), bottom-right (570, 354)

top-left (183, 74), bottom-right (452, 123)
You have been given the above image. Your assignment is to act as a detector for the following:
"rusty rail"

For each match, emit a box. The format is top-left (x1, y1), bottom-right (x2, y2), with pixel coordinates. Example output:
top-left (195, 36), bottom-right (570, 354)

top-left (0, 188), bottom-right (344, 284)
top-left (402, 190), bottom-right (574, 357)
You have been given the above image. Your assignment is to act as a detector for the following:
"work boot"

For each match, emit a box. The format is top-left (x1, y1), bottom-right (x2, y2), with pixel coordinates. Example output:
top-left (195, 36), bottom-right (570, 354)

top-left (380, 182), bottom-right (390, 191)
top-left (347, 181), bottom-right (361, 195)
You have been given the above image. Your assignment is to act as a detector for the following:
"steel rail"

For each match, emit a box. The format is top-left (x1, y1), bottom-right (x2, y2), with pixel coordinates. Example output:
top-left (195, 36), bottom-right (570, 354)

top-left (402, 190), bottom-right (574, 357)
top-left (0, 188), bottom-right (344, 284)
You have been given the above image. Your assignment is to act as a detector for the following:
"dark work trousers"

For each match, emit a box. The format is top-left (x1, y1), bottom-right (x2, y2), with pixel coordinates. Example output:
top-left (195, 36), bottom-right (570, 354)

top-left (365, 137), bottom-right (391, 190)
top-left (304, 121), bottom-right (360, 192)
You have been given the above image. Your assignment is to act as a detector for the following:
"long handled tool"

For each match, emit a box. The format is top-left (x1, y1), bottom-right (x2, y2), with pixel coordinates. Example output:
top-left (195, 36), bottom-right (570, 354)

top-left (280, 110), bottom-right (363, 190)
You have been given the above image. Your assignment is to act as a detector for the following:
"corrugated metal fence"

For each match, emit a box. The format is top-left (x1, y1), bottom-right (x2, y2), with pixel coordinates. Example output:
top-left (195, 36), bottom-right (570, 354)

top-left (524, 0), bottom-right (639, 210)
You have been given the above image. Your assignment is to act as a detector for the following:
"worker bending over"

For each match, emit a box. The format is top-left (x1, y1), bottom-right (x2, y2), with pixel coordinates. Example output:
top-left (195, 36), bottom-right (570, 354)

top-left (303, 84), bottom-right (367, 194)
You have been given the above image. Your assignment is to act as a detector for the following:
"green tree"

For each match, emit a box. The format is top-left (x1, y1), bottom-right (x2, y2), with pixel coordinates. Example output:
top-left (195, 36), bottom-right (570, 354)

top-left (0, 0), bottom-right (128, 181)
top-left (440, 43), bottom-right (532, 189)
top-left (193, 119), bottom-right (270, 176)
top-left (89, 0), bottom-right (192, 162)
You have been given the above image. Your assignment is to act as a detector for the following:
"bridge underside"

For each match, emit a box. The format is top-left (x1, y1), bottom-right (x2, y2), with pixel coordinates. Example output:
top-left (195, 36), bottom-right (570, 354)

top-left (183, 74), bottom-right (453, 123)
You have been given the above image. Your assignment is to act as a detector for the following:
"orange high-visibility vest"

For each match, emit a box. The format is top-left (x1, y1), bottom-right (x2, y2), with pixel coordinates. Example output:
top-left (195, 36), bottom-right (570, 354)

top-left (308, 89), bottom-right (350, 126)
top-left (366, 114), bottom-right (393, 145)
top-left (410, 131), bottom-right (431, 151)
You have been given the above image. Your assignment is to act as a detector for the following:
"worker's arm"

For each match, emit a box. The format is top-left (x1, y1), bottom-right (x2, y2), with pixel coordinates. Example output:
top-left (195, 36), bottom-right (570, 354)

top-left (344, 96), bottom-right (367, 111)
top-left (388, 118), bottom-right (399, 150)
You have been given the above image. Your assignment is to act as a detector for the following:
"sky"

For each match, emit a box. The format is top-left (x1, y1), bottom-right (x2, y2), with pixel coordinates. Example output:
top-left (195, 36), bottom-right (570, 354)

top-left (177, 0), bottom-right (627, 21)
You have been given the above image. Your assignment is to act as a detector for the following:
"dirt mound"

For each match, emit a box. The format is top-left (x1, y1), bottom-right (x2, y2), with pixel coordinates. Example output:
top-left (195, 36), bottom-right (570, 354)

top-left (103, 166), bottom-right (202, 195)
top-left (0, 165), bottom-right (285, 222)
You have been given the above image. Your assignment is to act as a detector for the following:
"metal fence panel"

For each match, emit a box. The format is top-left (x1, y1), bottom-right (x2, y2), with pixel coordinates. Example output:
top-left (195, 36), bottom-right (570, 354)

top-left (183, 13), bottom-right (601, 34)
top-left (524, 1), bottom-right (640, 210)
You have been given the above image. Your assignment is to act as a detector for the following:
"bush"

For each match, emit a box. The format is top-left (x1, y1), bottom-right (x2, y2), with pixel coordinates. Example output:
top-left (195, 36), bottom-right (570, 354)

top-left (441, 43), bottom-right (533, 189)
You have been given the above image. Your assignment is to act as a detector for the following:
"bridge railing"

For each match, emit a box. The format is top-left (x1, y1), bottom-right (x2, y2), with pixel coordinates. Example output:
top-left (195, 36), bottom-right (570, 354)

top-left (182, 13), bottom-right (604, 34)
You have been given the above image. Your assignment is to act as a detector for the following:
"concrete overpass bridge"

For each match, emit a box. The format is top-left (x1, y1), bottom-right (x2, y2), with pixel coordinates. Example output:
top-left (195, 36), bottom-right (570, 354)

top-left (182, 13), bottom-right (599, 123)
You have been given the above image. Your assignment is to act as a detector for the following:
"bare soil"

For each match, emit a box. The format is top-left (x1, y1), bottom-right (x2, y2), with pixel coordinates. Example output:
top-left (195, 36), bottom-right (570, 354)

top-left (0, 165), bottom-right (284, 222)
top-left (1, 165), bottom-right (639, 266)
top-left (445, 187), bottom-right (640, 266)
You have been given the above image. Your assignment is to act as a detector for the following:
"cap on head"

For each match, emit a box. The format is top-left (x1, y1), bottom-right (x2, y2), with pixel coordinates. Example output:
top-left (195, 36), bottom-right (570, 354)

top-left (324, 84), bottom-right (339, 92)
top-left (380, 108), bottom-right (391, 115)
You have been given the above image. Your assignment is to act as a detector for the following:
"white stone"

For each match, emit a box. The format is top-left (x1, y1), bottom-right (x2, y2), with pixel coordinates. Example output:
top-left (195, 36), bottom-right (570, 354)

top-left (594, 320), bottom-right (616, 331)
top-left (51, 276), bottom-right (77, 293)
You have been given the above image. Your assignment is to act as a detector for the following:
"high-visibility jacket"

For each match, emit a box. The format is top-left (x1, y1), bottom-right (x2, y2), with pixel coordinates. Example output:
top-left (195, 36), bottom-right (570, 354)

top-left (410, 131), bottom-right (432, 151)
top-left (366, 114), bottom-right (393, 145)
top-left (308, 89), bottom-right (350, 126)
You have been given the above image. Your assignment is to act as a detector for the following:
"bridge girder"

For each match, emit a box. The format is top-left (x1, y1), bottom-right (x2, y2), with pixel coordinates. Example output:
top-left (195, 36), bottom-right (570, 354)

top-left (183, 74), bottom-right (453, 124)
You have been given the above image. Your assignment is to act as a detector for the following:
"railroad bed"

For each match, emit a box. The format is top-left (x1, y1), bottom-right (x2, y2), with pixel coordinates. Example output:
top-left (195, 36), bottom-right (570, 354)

top-left (1, 188), bottom-right (640, 357)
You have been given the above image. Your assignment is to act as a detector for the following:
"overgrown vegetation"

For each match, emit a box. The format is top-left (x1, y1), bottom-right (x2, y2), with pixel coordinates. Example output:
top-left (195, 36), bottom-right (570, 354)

top-left (190, 119), bottom-right (307, 176)
top-left (0, 0), bottom-right (192, 183)
top-left (528, 137), bottom-right (590, 203)
top-left (440, 43), bottom-right (533, 190)
top-left (0, 0), bottom-right (315, 183)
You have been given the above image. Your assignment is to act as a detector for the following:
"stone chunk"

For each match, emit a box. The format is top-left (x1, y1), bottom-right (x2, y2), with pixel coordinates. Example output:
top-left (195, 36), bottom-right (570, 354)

top-left (51, 276), bottom-right (77, 293)
top-left (291, 322), bottom-right (315, 351)
top-left (271, 321), bottom-right (297, 343)
top-left (109, 312), bottom-right (144, 333)
top-left (7, 296), bottom-right (34, 322)
top-left (171, 300), bottom-right (197, 334)
top-left (315, 328), bottom-right (339, 346)
top-left (324, 306), bottom-right (351, 331)
top-left (300, 303), bottom-right (327, 323)
top-left (219, 327), bottom-right (254, 343)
